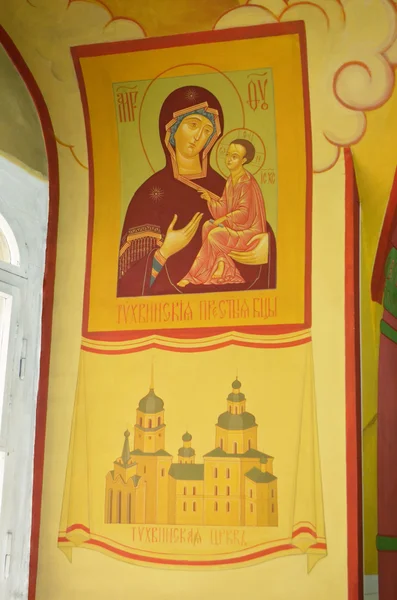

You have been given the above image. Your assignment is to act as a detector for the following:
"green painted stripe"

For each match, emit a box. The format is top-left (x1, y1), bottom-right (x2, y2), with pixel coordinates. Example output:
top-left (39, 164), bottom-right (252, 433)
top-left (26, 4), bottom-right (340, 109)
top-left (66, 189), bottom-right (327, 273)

top-left (377, 535), bottom-right (397, 552)
top-left (380, 320), bottom-right (397, 345)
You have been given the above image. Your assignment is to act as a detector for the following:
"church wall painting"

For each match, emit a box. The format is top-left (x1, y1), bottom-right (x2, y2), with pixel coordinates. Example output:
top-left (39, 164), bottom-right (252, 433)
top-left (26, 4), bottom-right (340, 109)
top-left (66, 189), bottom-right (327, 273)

top-left (57, 23), bottom-right (328, 572)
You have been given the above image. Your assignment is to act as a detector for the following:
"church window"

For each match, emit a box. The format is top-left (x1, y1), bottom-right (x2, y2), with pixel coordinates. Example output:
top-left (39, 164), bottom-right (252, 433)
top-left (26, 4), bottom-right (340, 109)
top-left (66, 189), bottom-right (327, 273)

top-left (161, 468), bottom-right (165, 477)
top-left (214, 486), bottom-right (218, 496)
top-left (248, 439), bottom-right (251, 450)
top-left (108, 490), bottom-right (113, 523)
top-left (193, 486), bottom-right (196, 495)
top-left (128, 493), bottom-right (132, 524)
top-left (183, 486), bottom-right (187, 495)
top-left (272, 504), bottom-right (275, 513)
top-left (226, 486), bottom-right (230, 496)
top-left (271, 489), bottom-right (274, 498)
top-left (250, 503), bottom-right (254, 513)
top-left (144, 466), bottom-right (146, 474)
top-left (214, 467), bottom-right (218, 478)
top-left (183, 502), bottom-right (187, 511)
top-left (220, 438), bottom-right (223, 449)
top-left (117, 491), bottom-right (122, 523)
top-left (233, 442), bottom-right (238, 454)
top-left (249, 489), bottom-right (253, 498)
top-left (193, 502), bottom-right (196, 512)
top-left (214, 502), bottom-right (218, 512)
top-left (139, 417), bottom-right (142, 426)
top-left (157, 417), bottom-right (161, 426)
top-left (226, 468), bottom-right (230, 479)
top-left (148, 418), bottom-right (152, 428)
top-left (226, 502), bottom-right (230, 513)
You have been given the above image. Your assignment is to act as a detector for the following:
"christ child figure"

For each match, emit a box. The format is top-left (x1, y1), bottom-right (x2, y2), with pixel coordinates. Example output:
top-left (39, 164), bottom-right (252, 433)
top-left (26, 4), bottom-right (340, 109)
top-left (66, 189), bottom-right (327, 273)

top-left (177, 138), bottom-right (268, 287)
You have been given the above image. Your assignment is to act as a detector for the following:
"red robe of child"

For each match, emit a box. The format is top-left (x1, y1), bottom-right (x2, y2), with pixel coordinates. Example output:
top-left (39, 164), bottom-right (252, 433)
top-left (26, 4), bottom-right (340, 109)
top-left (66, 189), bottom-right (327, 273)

top-left (183, 171), bottom-right (268, 285)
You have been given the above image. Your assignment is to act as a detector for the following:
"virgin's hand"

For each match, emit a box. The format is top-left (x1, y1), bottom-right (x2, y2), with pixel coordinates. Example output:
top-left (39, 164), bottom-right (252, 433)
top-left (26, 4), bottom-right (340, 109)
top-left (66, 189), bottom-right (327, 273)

top-left (229, 232), bottom-right (269, 265)
top-left (160, 213), bottom-right (203, 260)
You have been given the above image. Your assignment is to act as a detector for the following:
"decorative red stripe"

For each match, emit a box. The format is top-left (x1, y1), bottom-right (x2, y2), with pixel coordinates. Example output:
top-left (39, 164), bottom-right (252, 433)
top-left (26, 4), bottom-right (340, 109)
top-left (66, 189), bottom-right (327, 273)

top-left (81, 336), bottom-right (311, 355)
top-left (66, 524), bottom-right (90, 534)
top-left (82, 538), bottom-right (295, 566)
top-left (292, 526), bottom-right (316, 538)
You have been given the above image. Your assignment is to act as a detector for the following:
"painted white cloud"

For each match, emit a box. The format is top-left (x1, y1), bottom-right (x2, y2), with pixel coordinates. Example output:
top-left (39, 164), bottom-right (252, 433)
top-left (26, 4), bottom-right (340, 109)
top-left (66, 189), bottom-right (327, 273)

top-left (1, 0), bottom-right (145, 165)
top-left (216, 0), bottom-right (397, 172)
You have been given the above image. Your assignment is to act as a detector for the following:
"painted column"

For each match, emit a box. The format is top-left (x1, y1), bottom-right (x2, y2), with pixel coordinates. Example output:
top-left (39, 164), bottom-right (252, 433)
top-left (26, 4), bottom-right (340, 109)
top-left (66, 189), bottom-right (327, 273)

top-left (377, 229), bottom-right (397, 599)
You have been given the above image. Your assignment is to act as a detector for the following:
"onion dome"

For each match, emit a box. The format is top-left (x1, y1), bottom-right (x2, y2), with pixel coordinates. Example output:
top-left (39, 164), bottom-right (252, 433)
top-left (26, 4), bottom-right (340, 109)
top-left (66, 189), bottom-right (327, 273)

top-left (138, 388), bottom-right (164, 414)
top-left (182, 431), bottom-right (192, 442)
top-left (232, 378), bottom-right (241, 389)
top-left (217, 411), bottom-right (256, 430)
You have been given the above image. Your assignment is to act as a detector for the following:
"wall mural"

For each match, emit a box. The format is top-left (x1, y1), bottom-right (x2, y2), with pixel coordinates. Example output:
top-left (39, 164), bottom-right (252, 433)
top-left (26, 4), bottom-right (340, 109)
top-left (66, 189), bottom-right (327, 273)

top-left (58, 25), bottom-right (325, 571)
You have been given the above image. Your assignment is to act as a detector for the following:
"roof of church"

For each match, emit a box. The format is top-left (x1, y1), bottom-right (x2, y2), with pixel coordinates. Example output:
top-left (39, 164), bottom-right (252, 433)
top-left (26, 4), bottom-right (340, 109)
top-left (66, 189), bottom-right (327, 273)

top-left (182, 431), bottom-right (192, 442)
top-left (138, 388), bottom-right (164, 414)
top-left (227, 392), bottom-right (246, 402)
top-left (168, 464), bottom-right (204, 480)
top-left (232, 378), bottom-right (241, 389)
top-left (178, 447), bottom-right (195, 457)
top-left (130, 448), bottom-right (171, 457)
top-left (203, 448), bottom-right (272, 460)
top-left (131, 474), bottom-right (141, 487)
top-left (217, 411), bottom-right (256, 430)
top-left (245, 467), bottom-right (277, 484)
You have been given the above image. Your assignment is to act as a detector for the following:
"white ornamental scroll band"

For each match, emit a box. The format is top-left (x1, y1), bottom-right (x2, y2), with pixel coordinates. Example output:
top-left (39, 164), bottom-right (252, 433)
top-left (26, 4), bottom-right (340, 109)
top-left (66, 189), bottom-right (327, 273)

top-left (119, 224), bottom-right (162, 279)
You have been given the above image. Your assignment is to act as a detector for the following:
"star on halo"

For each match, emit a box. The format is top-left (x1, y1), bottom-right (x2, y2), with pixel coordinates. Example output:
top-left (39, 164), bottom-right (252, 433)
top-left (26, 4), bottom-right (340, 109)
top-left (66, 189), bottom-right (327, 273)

top-left (185, 87), bottom-right (199, 102)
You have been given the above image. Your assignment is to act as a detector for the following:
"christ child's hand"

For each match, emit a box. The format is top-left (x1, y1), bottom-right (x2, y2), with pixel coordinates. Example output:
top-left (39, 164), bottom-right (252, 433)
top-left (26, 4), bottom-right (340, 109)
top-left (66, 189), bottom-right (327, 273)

top-left (213, 216), bottom-right (227, 227)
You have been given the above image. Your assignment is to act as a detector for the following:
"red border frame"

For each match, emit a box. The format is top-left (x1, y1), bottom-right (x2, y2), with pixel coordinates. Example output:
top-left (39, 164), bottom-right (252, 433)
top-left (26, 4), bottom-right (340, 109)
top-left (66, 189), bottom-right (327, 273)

top-left (0, 23), bottom-right (361, 600)
top-left (344, 148), bottom-right (363, 600)
top-left (71, 22), bottom-right (313, 343)
top-left (371, 166), bottom-right (397, 304)
top-left (0, 26), bottom-right (60, 600)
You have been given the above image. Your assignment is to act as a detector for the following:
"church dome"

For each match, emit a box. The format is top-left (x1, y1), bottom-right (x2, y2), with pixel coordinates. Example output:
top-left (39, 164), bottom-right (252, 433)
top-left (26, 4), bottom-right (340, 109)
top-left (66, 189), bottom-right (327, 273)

top-left (217, 411), bottom-right (256, 430)
top-left (182, 431), bottom-right (192, 442)
top-left (232, 378), bottom-right (241, 389)
top-left (138, 389), bottom-right (164, 414)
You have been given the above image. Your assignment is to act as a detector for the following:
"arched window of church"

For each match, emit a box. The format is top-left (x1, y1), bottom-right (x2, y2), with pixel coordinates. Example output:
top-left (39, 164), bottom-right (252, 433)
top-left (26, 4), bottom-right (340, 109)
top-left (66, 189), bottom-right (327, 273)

top-left (148, 418), bottom-right (152, 428)
top-left (248, 439), bottom-right (251, 450)
top-left (157, 416), bottom-right (161, 426)
top-left (226, 468), bottom-right (230, 479)
top-left (108, 489), bottom-right (113, 523)
top-left (139, 417), bottom-right (142, 426)
top-left (226, 486), bottom-right (230, 496)
top-left (226, 502), bottom-right (230, 513)
top-left (214, 467), bottom-right (218, 478)
top-left (249, 489), bottom-right (253, 498)
top-left (233, 442), bottom-right (238, 454)
top-left (250, 503), bottom-right (254, 513)
top-left (192, 486), bottom-right (196, 495)
top-left (128, 493), bottom-right (132, 524)
top-left (184, 486), bottom-right (187, 495)
top-left (117, 491), bottom-right (122, 523)
top-left (183, 502), bottom-right (187, 511)
top-left (220, 438), bottom-right (223, 449)
top-left (143, 466), bottom-right (146, 474)
top-left (272, 504), bottom-right (275, 513)
top-left (161, 468), bottom-right (165, 477)
top-left (214, 485), bottom-right (218, 496)
top-left (214, 502), bottom-right (218, 512)
top-left (271, 489), bottom-right (274, 498)
top-left (193, 502), bottom-right (196, 512)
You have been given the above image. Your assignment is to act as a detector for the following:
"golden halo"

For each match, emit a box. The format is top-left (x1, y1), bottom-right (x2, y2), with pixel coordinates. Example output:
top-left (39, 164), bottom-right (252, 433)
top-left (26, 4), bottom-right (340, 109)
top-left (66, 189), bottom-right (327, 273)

top-left (216, 128), bottom-right (266, 179)
top-left (138, 64), bottom-right (245, 174)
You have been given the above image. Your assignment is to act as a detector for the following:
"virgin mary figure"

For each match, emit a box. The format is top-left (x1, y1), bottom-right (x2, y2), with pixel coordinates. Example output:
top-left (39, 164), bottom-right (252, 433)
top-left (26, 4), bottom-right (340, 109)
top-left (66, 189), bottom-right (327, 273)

top-left (117, 86), bottom-right (276, 297)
